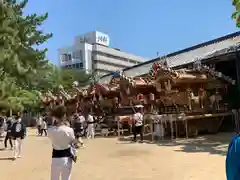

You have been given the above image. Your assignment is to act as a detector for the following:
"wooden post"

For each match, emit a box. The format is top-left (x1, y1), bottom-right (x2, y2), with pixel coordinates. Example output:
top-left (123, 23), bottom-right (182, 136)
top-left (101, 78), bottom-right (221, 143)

top-left (117, 116), bottom-right (120, 137)
top-left (151, 113), bottom-right (154, 141)
top-left (185, 118), bottom-right (189, 138)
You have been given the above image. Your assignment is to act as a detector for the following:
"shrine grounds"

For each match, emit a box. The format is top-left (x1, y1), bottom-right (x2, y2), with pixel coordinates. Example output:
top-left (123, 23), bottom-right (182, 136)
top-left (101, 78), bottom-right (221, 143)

top-left (0, 129), bottom-right (230, 180)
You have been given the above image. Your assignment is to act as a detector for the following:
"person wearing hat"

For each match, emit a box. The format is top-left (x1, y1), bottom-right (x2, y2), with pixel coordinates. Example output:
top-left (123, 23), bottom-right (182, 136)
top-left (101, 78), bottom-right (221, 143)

top-left (132, 105), bottom-right (144, 143)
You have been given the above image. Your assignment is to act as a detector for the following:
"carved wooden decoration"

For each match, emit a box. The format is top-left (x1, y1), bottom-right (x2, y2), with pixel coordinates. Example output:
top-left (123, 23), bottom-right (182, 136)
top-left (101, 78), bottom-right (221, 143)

top-left (164, 79), bottom-right (172, 91)
top-left (126, 86), bottom-right (130, 95)
top-left (209, 90), bottom-right (222, 110)
top-left (155, 83), bottom-right (161, 92)
top-left (198, 88), bottom-right (206, 109)
top-left (149, 93), bottom-right (155, 101)
top-left (187, 88), bottom-right (193, 111)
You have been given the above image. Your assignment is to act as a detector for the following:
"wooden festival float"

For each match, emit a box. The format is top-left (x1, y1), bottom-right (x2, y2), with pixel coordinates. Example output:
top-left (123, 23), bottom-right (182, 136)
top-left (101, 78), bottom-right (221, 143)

top-left (149, 60), bottom-right (235, 138)
top-left (116, 71), bottom-right (159, 136)
top-left (40, 84), bottom-right (89, 124)
top-left (91, 77), bottom-right (124, 135)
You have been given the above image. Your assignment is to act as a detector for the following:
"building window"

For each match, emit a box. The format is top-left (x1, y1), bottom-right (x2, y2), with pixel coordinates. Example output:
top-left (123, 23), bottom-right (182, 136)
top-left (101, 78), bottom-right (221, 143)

top-left (72, 50), bottom-right (82, 60)
top-left (64, 65), bottom-right (72, 68)
top-left (93, 60), bottom-right (126, 68)
top-left (76, 63), bottom-right (83, 69)
top-left (93, 51), bottom-right (139, 64)
top-left (129, 59), bottom-right (137, 64)
top-left (60, 53), bottom-right (72, 62)
top-left (79, 63), bottom-right (83, 68)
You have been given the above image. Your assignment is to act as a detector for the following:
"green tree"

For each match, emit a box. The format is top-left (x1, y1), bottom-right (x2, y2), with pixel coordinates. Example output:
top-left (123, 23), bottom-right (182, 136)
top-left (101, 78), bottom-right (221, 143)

top-left (0, 0), bottom-right (52, 112)
top-left (0, 0), bottom-right (95, 113)
top-left (0, 0), bottom-right (52, 83)
top-left (29, 64), bottom-right (95, 92)
top-left (232, 0), bottom-right (240, 27)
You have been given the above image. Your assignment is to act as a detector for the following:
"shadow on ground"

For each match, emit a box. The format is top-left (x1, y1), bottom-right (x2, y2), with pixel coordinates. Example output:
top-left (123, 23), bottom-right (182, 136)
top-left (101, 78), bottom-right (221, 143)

top-left (0, 157), bottom-right (15, 161)
top-left (118, 132), bottom-right (234, 156)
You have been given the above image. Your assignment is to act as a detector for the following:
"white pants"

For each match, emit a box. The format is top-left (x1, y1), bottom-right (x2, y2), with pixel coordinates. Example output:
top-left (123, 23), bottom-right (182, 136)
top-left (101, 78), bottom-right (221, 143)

top-left (87, 124), bottom-right (95, 139)
top-left (51, 157), bottom-right (72, 180)
top-left (13, 138), bottom-right (22, 157)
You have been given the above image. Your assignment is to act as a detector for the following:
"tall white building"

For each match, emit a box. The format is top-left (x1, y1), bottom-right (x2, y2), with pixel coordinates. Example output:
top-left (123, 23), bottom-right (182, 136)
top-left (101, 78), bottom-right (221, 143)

top-left (58, 31), bottom-right (147, 76)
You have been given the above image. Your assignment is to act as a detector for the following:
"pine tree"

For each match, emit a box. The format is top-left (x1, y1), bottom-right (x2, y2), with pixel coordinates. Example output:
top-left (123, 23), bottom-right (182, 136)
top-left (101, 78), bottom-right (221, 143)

top-left (0, 0), bottom-right (52, 112)
top-left (0, 0), bottom-right (52, 82)
top-left (232, 0), bottom-right (240, 27)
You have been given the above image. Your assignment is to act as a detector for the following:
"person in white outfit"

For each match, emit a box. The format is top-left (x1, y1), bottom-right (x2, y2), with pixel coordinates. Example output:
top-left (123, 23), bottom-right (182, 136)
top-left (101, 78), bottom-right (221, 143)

top-left (132, 106), bottom-right (144, 142)
top-left (85, 110), bottom-right (95, 139)
top-left (40, 120), bottom-right (47, 136)
top-left (48, 105), bottom-right (76, 180)
top-left (36, 116), bottom-right (43, 136)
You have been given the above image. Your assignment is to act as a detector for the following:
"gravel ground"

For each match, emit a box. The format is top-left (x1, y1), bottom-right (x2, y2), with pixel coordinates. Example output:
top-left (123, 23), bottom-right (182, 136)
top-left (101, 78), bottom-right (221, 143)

top-left (0, 129), bottom-right (231, 180)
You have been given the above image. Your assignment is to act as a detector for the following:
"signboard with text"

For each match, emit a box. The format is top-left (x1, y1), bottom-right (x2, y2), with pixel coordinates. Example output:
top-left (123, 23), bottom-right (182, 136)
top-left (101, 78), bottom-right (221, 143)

top-left (96, 32), bottom-right (109, 46)
top-left (77, 31), bottom-right (110, 47)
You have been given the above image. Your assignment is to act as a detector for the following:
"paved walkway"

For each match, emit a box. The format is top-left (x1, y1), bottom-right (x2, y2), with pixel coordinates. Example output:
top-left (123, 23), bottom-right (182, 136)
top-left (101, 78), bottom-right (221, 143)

top-left (0, 130), bottom-right (229, 180)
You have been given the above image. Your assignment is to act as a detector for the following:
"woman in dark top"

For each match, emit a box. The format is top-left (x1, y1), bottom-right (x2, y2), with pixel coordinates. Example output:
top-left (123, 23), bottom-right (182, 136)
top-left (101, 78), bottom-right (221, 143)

top-left (11, 113), bottom-right (26, 159)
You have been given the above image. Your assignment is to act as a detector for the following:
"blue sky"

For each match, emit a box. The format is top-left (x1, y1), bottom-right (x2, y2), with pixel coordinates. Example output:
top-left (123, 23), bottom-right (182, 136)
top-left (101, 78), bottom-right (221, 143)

top-left (24, 0), bottom-right (238, 64)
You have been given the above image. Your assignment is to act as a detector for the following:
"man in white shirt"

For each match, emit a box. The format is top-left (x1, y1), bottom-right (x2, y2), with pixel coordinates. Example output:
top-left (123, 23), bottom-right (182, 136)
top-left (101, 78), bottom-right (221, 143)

top-left (36, 116), bottom-right (43, 136)
top-left (85, 110), bottom-right (95, 139)
top-left (48, 105), bottom-right (76, 180)
top-left (132, 106), bottom-right (144, 143)
top-left (40, 120), bottom-right (47, 136)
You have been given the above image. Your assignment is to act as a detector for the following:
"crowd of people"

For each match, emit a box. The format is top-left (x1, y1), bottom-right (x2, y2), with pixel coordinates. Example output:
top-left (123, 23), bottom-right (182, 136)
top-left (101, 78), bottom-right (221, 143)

top-left (0, 104), bottom-right (145, 180)
top-left (0, 112), bottom-right (26, 159)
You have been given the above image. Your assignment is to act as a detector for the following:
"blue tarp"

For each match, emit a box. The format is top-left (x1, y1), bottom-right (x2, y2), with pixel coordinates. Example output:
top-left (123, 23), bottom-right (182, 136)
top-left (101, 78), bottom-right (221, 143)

top-left (110, 71), bottom-right (121, 78)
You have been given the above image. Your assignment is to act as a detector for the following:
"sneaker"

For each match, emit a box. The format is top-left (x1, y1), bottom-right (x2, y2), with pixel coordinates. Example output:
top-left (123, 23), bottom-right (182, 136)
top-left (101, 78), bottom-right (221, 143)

top-left (13, 156), bottom-right (17, 160)
top-left (17, 155), bottom-right (21, 158)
